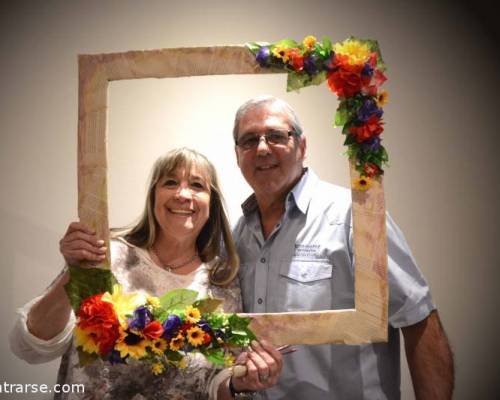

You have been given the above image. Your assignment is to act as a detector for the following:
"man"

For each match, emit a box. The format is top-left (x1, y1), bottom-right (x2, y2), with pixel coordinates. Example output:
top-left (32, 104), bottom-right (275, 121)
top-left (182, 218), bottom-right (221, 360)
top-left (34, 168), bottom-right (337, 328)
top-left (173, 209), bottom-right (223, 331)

top-left (231, 95), bottom-right (454, 399)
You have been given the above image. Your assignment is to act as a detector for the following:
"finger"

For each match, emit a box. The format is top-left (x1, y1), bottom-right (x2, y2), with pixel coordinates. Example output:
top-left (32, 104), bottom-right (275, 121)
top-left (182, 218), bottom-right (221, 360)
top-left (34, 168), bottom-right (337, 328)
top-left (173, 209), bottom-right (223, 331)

top-left (62, 239), bottom-right (106, 255)
top-left (64, 248), bottom-right (106, 264)
top-left (61, 230), bottom-right (104, 249)
top-left (251, 340), bottom-right (282, 373)
top-left (247, 351), bottom-right (272, 389)
top-left (65, 221), bottom-right (94, 235)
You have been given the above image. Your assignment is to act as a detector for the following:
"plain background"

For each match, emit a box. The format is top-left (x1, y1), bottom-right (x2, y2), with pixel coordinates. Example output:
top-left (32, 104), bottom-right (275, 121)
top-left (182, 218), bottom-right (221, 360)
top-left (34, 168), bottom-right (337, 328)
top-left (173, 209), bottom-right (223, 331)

top-left (1, 0), bottom-right (499, 398)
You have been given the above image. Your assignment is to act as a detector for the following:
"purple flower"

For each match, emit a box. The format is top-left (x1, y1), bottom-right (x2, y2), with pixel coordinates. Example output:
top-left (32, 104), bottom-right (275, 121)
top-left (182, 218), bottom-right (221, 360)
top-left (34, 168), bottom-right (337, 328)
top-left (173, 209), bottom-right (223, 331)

top-left (128, 306), bottom-right (152, 331)
top-left (256, 47), bottom-right (271, 67)
top-left (357, 99), bottom-right (383, 123)
top-left (162, 315), bottom-right (182, 339)
top-left (362, 136), bottom-right (382, 152)
top-left (361, 62), bottom-right (374, 77)
top-left (323, 51), bottom-right (336, 71)
top-left (304, 53), bottom-right (320, 75)
top-left (198, 320), bottom-right (211, 333)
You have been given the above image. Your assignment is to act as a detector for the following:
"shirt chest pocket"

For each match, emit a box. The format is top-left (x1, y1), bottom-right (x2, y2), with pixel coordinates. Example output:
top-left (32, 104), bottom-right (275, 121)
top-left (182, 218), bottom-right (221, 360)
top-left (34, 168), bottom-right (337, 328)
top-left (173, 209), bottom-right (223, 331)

top-left (278, 259), bottom-right (333, 311)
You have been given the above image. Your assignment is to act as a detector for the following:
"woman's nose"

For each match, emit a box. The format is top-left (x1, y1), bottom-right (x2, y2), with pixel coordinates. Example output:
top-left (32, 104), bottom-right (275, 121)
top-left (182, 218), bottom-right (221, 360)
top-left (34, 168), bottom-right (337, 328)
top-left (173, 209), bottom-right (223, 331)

top-left (175, 186), bottom-right (192, 200)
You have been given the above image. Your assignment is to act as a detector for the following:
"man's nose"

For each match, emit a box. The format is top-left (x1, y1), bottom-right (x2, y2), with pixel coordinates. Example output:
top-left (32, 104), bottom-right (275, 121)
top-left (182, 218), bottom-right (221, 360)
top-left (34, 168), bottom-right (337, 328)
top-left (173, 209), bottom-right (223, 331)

top-left (256, 135), bottom-right (271, 155)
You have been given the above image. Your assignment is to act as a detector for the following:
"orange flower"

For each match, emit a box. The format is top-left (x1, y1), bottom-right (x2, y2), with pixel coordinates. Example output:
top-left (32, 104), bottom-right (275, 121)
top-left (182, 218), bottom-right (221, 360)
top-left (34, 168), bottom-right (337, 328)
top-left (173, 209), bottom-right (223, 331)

top-left (363, 162), bottom-right (382, 178)
top-left (349, 116), bottom-right (384, 143)
top-left (327, 58), bottom-right (364, 97)
top-left (287, 48), bottom-right (304, 71)
top-left (142, 320), bottom-right (164, 340)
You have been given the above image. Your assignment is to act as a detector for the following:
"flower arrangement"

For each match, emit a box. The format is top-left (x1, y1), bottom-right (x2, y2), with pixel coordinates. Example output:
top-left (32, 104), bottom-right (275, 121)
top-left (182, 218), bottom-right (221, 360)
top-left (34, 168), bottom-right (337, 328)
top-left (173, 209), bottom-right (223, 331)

top-left (247, 35), bottom-right (389, 191)
top-left (65, 267), bottom-right (255, 374)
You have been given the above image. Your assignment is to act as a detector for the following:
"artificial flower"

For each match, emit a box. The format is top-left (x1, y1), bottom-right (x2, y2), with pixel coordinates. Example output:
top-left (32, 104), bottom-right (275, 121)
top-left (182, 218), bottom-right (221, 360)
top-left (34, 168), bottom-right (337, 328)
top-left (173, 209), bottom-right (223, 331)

top-left (186, 326), bottom-right (205, 347)
top-left (334, 38), bottom-right (371, 65)
top-left (115, 328), bottom-right (148, 359)
top-left (288, 48), bottom-right (304, 71)
top-left (304, 54), bottom-right (320, 75)
top-left (272, 45), bottom-right (290, 62)
top-left (162, 314), bottom-right (182, 339)
top-left (376, 90), bottom-right (389, 107)
top-left (149, 338), bottom-right (168, 355)
top-left (151, 362), bottom-right (165, 375)
top-left (102, 284), bottom-right (146, 325)
top-left (146, 296), bottom-right (161, 308)
top-left (142, 320), bottom-right (164, 340)
top-left (256, 46), bottom-right (271, 67)
top-left (352, 176), bottom-right (373, 191)
top-left (327, 61), bottom-right (364, 97)
top-left (169, 333), bottom-right (186, 351)
top-left (74, 326), bottom-right (100, 354)
top-left (185, 306), bottom-right (201, 323)
top-left (357, 99), bottom-right (383, 123)
top-left (128, 305), bottom-right (153, 331)
top-left (224, 353), bottom-right (234, 368)
top-left (349, 116), bottom-right (384, 143)
top-left (363, 162), bottom-right (382, 178)
top-left (302, 35), bottom-right (317, 49)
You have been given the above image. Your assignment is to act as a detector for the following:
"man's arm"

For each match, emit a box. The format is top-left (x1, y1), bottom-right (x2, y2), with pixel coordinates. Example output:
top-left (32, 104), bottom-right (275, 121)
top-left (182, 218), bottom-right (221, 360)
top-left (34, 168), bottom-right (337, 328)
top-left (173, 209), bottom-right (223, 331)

top-left (402, 310), bottom-right (454, 399)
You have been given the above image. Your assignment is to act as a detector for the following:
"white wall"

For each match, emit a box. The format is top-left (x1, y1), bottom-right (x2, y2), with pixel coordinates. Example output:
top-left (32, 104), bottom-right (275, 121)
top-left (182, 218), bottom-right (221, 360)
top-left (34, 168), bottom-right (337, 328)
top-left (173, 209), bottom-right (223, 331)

top-left (1, 0), bottom-right (499, 398)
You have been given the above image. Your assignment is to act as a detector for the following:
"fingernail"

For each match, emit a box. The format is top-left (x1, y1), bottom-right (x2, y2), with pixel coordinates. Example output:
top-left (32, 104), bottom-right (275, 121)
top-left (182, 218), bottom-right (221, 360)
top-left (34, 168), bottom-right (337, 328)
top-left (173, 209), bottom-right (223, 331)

top-left (100, 246), bottom-right (107, 252)
top-left (97, 240), bottom-right (105, 245)
top-left (251, 340), bottom-right (260, 348)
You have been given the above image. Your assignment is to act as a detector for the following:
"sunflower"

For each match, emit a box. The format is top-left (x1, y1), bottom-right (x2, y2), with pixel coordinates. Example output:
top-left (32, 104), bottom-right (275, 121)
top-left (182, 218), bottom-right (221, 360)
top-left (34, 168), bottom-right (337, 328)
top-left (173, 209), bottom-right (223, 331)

top-left (186, 326), bottom-right (205, 347)
top-left (272, 45), bottom-right (290, 63)
top-left (74, 326), bottom-right (100, 354)
top-left (146, 296), bottom-right (161, 308)
top-left (184, 305), bottom-right (201, 323)
top-left (115, 328), bottom-right (148, 359)
top-left (352, 176), bottom-right (373, 191)
top-left (376, 90), bottom-right (389, 107)
top-left (149, 338), bottom-right (168, 355)
top-left (224, 352), bottom-right (234, 368)
top-left (151, 362), bottom-right (165, 375)
top-left (334, 39), bottom-right (371, 65)
top-left (102, 284), bottom-right (146, 325)
top-left (169, 333), bottom-right (185, 351)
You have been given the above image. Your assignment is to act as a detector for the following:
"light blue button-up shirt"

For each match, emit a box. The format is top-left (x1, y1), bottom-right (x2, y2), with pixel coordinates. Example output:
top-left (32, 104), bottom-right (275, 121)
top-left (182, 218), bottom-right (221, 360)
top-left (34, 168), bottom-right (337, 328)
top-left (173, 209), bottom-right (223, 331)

top-left (233, 168), bottom-right (435, 400)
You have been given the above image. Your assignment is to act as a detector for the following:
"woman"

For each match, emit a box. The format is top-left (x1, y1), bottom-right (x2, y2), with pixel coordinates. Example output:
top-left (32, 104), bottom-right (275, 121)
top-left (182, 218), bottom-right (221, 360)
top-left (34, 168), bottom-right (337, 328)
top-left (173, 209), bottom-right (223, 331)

top-left (10, 148), bottom-right (282, 399)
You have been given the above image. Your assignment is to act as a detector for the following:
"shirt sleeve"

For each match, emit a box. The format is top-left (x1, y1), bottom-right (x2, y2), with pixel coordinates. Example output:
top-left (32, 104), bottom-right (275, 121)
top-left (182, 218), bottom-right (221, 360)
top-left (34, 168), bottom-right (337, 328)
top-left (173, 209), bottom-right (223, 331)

top-left (385, 213), bottom-right (436, 328)
top-left (9, 294), bottom-right (75, 364)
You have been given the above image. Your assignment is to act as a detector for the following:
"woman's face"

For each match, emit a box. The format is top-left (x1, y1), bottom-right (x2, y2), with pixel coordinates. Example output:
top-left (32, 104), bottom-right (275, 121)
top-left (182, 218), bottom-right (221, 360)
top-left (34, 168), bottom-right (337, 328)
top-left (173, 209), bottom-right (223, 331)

top-left (153, 165), bottom-right (211, 244)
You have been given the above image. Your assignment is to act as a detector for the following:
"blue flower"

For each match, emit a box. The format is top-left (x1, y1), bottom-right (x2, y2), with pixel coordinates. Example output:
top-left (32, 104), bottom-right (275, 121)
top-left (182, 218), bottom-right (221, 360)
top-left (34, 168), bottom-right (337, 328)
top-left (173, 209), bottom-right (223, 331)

top-left (197, 320), bottom-right (211, 333)
top-left (256, 47), bottom-right (271, 67)
top-left (304, 53), bottom-right (320, 75)
top-left (128, 305), bottom-right (152, 331)
top-left (357, 99), bottom-right (383, 123)
top-left (362, 136), bottom-right (382, 152)
top-left (361, 62), bottom-right (374, 77)
top-left (162, 315), bottom-right (182, 339)
top-left (108, 349), bottom-right (127, 365)
top-left (323, 51), bottom-right (336, 71)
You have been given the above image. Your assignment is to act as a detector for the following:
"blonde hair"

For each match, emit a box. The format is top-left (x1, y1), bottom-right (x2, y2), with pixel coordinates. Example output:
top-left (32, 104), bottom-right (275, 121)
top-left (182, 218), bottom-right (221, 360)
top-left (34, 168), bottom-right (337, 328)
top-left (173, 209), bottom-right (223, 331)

top-left (119, 148), bottom-right (239, 286)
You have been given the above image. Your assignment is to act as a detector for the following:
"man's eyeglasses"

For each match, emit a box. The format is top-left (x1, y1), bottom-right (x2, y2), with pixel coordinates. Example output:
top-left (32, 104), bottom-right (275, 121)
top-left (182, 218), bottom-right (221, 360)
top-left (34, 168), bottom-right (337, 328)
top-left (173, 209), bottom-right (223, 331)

top-left (236, 130), bottom-right (295, 150)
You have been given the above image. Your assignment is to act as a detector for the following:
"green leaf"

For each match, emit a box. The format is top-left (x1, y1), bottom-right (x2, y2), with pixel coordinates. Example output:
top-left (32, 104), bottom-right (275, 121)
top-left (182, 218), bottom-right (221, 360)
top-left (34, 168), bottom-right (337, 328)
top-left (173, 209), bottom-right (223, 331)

top-left (343, 134), bottom-right (357, 146)
top-left (204, 348), bottom-right (226, 365)
top-left (244, 41), bottom-right (271, 54)
top-left (165, 350), bottom-right (184, 362)
top-left (64, 266), bottom-right (118, 312)
top-left (76, 347), bottom-right (99, 367)
top-left (193, 297), bottom-right (224, 314)
top-left (274, 38), bottom-right (299, 48)
top-left (159, 289), bottom-right (198, 313)
top-left (321, 36), bottom-right (332, 52)
top-left (287, 70), bottom-right (327, 92)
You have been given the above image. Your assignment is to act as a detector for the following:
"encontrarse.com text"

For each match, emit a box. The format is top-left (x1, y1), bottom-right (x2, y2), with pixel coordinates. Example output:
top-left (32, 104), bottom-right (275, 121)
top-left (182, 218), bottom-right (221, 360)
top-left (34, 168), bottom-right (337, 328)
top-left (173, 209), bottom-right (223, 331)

top-left (0, 382), bottom-right (84, 394)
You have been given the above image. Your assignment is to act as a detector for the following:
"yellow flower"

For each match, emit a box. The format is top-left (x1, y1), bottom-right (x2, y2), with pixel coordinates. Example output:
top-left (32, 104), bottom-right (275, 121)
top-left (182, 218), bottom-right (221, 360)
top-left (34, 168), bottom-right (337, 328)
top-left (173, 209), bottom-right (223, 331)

top-left (272, 45), bottom-right (290, 62)
top-left (334, 39), bottom-right (371, 65)
top-left (185, 305), bottom-right (201, 323)
top-left (146, 296), bottom-right (161, 308)
top-left (115, 328), bottom-right (148, 359)
top-left (224, 352), bottom-right (234, 368)
top-left (102, 284), bottom-right (146, 325)
top-left (376, 90), bottom-right (389, 107)
top-left (186, 326), bottom-right (204, 347)
top-left (303, 35), bottom-right (317, 49)
top-left (151, 362), bottom-right (165, 375)
top-left (169, 333), bottom-right (185, 351)
top-left (352, 176), bottom-right (373, 191)
top-left (74, 326), bottom-right (99, 354)
top-left (149, 338), bottom-right (168, 355)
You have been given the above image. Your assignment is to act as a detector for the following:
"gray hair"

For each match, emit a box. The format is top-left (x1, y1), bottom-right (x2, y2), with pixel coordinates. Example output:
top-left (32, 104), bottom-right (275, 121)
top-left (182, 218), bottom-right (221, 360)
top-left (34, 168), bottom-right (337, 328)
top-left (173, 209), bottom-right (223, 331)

top-left (232, 95), bottom-right (304, 142)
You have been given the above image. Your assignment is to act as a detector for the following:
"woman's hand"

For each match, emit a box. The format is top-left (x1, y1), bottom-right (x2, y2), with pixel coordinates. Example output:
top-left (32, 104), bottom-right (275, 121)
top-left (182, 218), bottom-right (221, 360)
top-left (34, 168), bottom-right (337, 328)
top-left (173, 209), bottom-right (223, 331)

top-left (231, 339), bottom-right (283, 393)
top-left (59, 222), bottom-right (106, 266)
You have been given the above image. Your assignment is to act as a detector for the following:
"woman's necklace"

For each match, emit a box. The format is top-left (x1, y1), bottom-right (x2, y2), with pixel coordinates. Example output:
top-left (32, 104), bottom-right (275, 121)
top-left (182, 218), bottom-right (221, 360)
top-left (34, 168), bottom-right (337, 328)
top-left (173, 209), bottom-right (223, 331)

top-left (150, 245), bottom-right (199, 273)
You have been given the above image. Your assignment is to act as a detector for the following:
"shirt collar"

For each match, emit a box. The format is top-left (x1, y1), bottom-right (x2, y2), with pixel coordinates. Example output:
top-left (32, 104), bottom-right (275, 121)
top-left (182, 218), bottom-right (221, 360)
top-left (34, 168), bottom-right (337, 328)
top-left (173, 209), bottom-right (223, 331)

top-left (240, 167), bottom-right (318, 216)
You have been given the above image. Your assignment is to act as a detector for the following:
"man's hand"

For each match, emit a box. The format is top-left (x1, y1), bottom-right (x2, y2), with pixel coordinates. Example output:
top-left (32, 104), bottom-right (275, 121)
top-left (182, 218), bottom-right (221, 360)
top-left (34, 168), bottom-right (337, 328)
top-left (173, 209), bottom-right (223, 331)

top-left (402, 310), bottom-right (454, 399)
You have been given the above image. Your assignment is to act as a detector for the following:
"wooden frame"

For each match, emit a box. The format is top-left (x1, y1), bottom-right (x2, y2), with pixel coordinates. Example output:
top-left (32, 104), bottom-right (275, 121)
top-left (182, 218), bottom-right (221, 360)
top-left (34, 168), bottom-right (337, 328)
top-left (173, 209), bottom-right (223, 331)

top-left (78, 45), bottom-right (388, 346)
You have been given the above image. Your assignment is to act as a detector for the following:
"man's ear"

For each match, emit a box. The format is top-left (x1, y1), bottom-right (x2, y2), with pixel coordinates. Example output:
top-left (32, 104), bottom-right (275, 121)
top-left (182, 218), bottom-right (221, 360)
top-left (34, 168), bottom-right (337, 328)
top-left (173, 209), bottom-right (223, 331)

top-left (299, 134), bottom-right (307, 161)
top-left (235, 145), bottom-right (240, 166)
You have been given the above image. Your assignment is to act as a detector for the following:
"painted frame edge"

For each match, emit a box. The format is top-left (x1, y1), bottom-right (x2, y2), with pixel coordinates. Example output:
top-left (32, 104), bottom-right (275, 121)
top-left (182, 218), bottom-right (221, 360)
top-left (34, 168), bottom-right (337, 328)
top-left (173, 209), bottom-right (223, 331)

top-left (77, 45), bottom-right (388, 346)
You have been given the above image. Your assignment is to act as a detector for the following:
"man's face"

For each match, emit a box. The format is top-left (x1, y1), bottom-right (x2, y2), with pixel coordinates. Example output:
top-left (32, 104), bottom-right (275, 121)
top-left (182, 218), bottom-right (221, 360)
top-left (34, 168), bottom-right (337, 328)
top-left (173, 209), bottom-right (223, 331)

top-left (235, 104), bottom-right (306, 201)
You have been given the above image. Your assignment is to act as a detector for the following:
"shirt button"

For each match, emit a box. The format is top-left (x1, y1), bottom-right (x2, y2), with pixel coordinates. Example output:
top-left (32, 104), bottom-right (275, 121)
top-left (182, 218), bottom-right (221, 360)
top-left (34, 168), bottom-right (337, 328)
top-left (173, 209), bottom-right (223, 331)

top-left (260, 257), bottom-right (266, 263)
top-left (257, 298), bottom-right (263, 304)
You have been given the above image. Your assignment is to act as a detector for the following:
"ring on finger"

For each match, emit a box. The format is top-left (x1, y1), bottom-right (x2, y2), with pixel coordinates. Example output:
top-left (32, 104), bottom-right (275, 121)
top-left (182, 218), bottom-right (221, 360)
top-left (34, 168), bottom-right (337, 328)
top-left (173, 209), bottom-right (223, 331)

top-left (259, 373), bottom-right (270, 382)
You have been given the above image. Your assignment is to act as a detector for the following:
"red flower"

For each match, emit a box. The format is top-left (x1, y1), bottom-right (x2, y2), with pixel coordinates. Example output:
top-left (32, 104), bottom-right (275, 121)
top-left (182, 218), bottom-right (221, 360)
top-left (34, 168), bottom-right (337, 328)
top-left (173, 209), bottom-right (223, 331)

top-left (349, 116), bottom-right (384, 143)
top-left (203, 333), bottom-right (212, 345)
top-left (142, 320), bottom-right (164, 340)
top-left (363, 162), bottom-right (382, 178)
top-left (77, 294), bottom-right (120, 354)
top-left (327, 58), bottom-right (364, 97)
top-left (181, 322), bottom-right (192, 334)
top-left (287, 48), bottom-right (304, 71)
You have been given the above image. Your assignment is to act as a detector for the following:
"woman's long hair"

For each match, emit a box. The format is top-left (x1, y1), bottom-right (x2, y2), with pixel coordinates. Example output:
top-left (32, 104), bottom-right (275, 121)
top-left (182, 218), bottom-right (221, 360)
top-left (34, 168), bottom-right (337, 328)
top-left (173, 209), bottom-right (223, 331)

top-left (116, 148), bottom-right (239, 286)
